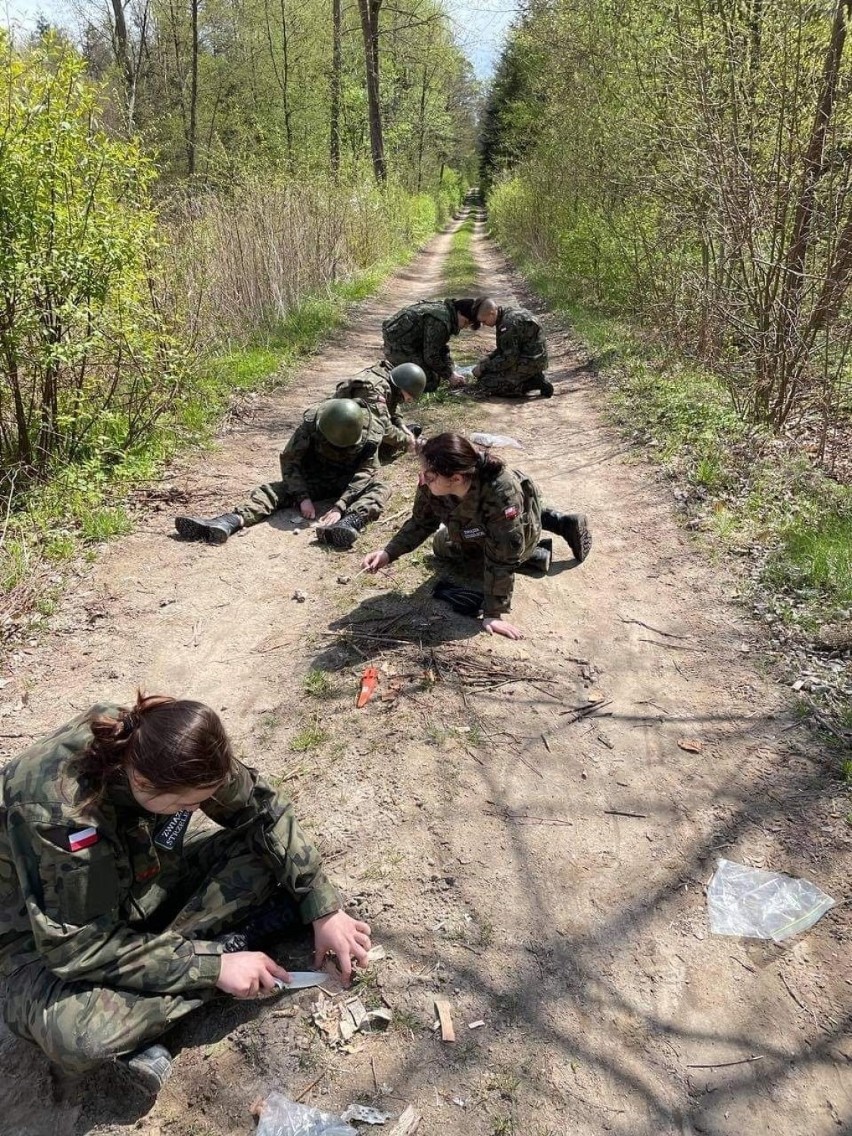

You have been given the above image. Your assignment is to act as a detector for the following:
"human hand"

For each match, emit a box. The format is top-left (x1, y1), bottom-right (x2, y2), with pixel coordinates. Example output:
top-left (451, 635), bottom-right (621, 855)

top-left (449, 372), bottom-right (466, 389)
top-left (362, 549), bottom-right (390, 573)
top-left (318, 507), bottom-right (342, 526)
top-left (300, 499), bottom-right (316, 520)
top-left (216, 952), bottom-right (291, 999)
top-left (483, 616), bottom-right (525, 640)
top-left (312, 910), bottom-right (372, 984)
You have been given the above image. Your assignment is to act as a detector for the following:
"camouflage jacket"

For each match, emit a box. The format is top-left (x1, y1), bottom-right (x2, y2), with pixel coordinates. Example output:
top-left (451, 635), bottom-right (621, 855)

top-left (0, 707), bottom-right (339, 993)
top-left (335, 363), bottom-right (409, 456)
top-left (479, 307), bottom-right (548, 376)
top-left (280, 402), bottom-right (385, 508)
top-left (382, 300), bottom-right (459, 382)
top-left (384, 467), bottom-right (542, 617)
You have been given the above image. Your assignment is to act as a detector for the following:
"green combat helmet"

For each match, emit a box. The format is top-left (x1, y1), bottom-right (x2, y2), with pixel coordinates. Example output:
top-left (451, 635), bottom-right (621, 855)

top-left (316, 398), bottom-right (366, 447)
top-left (389, 363), bottom-right (427, 398)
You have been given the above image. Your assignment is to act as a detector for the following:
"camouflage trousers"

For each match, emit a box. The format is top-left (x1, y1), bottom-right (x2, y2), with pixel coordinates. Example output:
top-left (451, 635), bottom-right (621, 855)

top-left (3, 826), bottom-right (284, 1074)
top-left (433, 517), bottom-right (543, 569)
top-left (472, 364), bottom-right (547, 398)
top-left (235, 470), bottom-right (389, 528)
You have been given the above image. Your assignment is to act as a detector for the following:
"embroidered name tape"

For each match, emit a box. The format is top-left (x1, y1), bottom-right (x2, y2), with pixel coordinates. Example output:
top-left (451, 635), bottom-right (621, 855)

top-left (462, 526), bottom-right (486, 539)
top-left (69, 827), bottom-right (99, 851)
top-left (154, 809), bottom-right (192, 852)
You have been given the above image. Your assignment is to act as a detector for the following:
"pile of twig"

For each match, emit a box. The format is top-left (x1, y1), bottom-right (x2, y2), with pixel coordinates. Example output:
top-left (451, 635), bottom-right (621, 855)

top-left (431, 645), bottom-right (557, 692)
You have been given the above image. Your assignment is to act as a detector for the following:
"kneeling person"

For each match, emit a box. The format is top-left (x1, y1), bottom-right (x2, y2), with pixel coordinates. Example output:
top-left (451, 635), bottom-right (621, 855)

top-left (362, 432), bottom-right (591, 640)
top-left (175, 398), bottom-right (389, 550)
top-left (471, 305), bottom-right (552, 398)
top-left (0, 694), bottom-right (370, 1092)
top-left (335, 361), bottom-right (426, 460)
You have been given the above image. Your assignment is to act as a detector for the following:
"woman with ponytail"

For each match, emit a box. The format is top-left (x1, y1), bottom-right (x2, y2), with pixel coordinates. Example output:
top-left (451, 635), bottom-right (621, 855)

top-left (362, 432), bottom-right (592, 639)
top-left (0, 694), bottom-right (370, 1093)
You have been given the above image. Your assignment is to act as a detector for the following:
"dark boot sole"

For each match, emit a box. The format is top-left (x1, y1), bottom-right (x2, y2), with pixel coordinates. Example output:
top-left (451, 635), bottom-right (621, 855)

top-left (316, 525), bottom-right (359, 549)
top-left (540, 382), bottom-right (554, 398)
top-left (175, 516), bottom-right (229, 545)
top-left (564, 514), bottom-right (591, 563)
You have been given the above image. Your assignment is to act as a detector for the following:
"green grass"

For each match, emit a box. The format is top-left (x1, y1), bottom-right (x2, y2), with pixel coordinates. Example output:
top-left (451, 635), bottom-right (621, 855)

top-left (302, 668), bottom-right (336, 698)
top-left (443, 216), bottom-right (479, 292)
top-left (523, 284), bottom-right (852, 633)
top-left (289, 719), bottom-right (328, 752)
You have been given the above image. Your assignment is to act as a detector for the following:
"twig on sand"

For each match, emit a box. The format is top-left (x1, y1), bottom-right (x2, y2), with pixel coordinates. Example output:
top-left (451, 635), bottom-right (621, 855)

top-left (685, 1055), bottom-right (765, 1070)
top-left (639, 637), bottom-right (700, 651)
top-left (295, 1071), bottom-right (327, 1101)
top-left (620, 616), bottom-right (689, 640)
top-left (604, 809), bottom-right (648, 819)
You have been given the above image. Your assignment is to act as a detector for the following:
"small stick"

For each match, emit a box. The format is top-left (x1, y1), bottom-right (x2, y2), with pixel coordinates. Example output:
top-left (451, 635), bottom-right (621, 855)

top-left (370, 1055), bottom-right (379, 1095)
top-left (638, 637), bottom-right (698, 651)
top-left (541, 733), bottom-right (552, 753)
top-left (685, 1055), bottom-right (765, 1069)
top-left (729, 955), bottom-right (757, 974)
top-left (620, 616), bottom-right (689, 640)
top-left (295, 1071), bottom-right (327, 1102)
top-left (604, 809), bottom-right (648, 819)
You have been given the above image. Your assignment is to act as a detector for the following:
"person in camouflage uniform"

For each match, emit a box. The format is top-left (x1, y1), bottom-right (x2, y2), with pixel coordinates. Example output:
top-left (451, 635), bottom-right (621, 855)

top-left (334, 361), bottom-right (427, 461)
top-left (0, 695), bottom-right (370, 1091)
top-left (470, 305), bottom-right (553, 398)
top-left (381, 297), bottom-right (497, 392)
top-left (174, 398), bottom-right (390, 550)
top-left (361, 433), bottom-right (592, 640)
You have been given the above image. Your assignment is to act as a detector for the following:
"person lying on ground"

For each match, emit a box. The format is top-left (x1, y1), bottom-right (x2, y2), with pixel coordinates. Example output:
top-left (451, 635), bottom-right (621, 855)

top-left (334, 361), bottom-right (427, 460)
top-left (382, 297), bottom-right (499, 392)
top-left (0, 693), bottom-right (370, 1094)
top-left (175, 397), bottom-right (389, 550)
top-left (469, 305), bottom-right (553, 398)
top-left (361, 432), bottom-right (591, 640)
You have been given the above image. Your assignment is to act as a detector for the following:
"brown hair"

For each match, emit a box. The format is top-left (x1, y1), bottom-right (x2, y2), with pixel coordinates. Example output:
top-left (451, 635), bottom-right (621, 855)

top-left (421, 432), bottom-right (504, 482)
top-left (74, 692), bottom-right (234, 801)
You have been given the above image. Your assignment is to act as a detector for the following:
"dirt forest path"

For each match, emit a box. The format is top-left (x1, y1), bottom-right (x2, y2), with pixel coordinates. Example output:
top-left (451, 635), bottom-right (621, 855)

top-left (1, 211), bottom-right (850, 1136)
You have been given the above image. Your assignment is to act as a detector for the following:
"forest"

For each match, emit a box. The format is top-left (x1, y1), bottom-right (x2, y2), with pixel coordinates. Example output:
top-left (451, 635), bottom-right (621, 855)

top-left (0, 0), bottom-right (476, 616)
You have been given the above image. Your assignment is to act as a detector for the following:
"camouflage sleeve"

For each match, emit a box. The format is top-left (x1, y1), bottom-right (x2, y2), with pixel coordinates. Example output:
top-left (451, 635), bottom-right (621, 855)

top-left (203, 762), bottom-right (340, 923)
top-left (6, 807), bottom-right (223, 994)
top-left (480, 498), bottom-right (527, 617)
top-left (384, 485), bottom-right (442, 559)
top-left (422, 317), bottom-right (454, 381)
top-left (278, 421), bottom-right (312, 500)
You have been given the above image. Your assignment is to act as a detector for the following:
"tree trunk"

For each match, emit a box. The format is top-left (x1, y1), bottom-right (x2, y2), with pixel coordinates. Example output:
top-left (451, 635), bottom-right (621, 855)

top-left (330, 0), bottom-right (341, 177)
top-left (188, 0), bottom-right (199, 177)
top-left (110, 0), bottom-right (137, 126)
top-left (357, 0), bottom-right (386, 182)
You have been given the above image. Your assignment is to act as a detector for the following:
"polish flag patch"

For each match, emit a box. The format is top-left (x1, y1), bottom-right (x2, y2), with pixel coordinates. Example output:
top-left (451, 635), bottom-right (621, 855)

top-left (504, 505), bottom-right (520, 519)
top-left (68, 827), bottom-right (99, 852)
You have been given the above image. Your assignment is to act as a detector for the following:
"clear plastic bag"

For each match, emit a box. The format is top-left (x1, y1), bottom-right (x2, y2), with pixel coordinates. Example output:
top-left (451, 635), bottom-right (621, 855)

top-left (255, 1093), bottom-right (357, 1136)
top-left (707, 858), bottom-right (835, 942)
top-left (470, 432), bottom-right (524, 450)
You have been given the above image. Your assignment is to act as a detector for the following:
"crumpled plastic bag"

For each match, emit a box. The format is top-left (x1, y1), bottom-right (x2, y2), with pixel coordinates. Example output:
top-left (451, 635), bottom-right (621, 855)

top-left (255, 1093), bottom-right (357, 1136)
top-left (470, 431), bottom-right (523, 450)
top-left (707, 858), bottom-right (835, 942)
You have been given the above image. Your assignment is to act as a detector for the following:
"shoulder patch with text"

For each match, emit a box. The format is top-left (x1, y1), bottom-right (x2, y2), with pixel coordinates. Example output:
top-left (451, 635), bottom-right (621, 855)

top-left (153, 809), bottom-right (192, 852)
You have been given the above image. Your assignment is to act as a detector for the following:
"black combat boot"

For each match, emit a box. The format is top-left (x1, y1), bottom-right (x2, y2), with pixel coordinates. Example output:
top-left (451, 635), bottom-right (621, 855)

top-left (215, 893), bottom-right (301, 953)
top-left (174, 512), bottom-right (243, 544)
top-left (541, 510), bottom-right (592, 563)
top-left (316, 512), bottom-right (366, 550)
top-left (521, 376), bottom-right (554, 398)
top-left (123, 1044), bottom-right (173, 1094)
